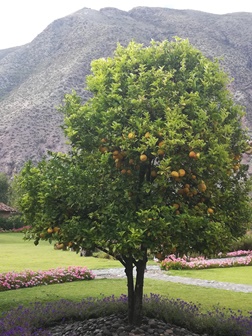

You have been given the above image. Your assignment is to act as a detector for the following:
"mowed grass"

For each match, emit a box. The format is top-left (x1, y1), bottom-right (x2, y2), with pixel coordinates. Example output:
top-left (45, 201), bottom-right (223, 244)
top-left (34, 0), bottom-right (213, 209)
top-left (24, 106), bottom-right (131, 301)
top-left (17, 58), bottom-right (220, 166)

top-left (0, 233), bottom-right (122, 272)
top-left (1, 277), bottom-right (252, 316)
top-left (168, 267), bottom-right (252, 285)
top-left (1, 233), bottom-right (252, 316)
top-left (0, 279), bottom-right (252, 315)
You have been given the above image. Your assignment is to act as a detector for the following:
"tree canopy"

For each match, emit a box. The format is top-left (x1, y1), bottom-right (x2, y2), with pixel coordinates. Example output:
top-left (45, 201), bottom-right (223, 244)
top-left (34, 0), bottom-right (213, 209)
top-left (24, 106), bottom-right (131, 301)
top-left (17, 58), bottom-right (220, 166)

top-left (15, 39), bottom-right (252, 325)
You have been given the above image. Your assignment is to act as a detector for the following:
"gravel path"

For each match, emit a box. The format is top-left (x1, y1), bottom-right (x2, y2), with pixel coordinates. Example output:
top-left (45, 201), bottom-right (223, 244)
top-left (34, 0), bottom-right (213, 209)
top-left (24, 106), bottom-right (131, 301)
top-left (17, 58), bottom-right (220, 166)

top-left (94, 265), bottom-right (252, 293)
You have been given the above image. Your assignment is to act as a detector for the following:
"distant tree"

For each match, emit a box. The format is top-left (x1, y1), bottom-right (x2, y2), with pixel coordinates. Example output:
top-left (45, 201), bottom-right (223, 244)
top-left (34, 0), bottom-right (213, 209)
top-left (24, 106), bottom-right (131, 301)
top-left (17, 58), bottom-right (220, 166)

top-left (0, 172), bottom-right (9, 204)
top-left (15, 39), bottom-right (252, 325)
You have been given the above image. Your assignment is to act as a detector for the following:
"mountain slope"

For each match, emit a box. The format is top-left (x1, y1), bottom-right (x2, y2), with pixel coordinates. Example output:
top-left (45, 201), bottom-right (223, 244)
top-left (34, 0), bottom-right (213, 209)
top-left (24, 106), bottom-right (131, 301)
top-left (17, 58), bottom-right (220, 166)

top-left (0, 7), bottom-right (252, 175)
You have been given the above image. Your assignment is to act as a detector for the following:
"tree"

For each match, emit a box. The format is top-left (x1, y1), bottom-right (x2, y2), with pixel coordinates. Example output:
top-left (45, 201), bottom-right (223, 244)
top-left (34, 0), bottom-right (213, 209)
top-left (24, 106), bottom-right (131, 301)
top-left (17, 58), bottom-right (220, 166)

top-left (15, 39), bottom-right (252, 325)
top-left (0, 172), bottom-right (9, 204)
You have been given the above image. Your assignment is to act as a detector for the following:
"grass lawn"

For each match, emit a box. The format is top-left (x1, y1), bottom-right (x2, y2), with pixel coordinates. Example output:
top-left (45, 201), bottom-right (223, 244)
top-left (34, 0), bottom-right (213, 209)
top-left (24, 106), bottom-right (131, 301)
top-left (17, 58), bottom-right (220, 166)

top-left (1, 278), bottom-right (252, 316)
top-left (168, 267), bottom-right (252, 285)
top-left (1, 232), bottom-right (252, 317)
top-left (0, 233), bottom-right (122, 272)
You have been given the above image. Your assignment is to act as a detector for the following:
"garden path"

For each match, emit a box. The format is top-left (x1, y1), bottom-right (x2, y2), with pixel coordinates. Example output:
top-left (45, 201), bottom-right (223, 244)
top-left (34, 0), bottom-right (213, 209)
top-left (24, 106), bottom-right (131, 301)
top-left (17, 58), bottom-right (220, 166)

top-left (93, 265), bottom-right (252, 293)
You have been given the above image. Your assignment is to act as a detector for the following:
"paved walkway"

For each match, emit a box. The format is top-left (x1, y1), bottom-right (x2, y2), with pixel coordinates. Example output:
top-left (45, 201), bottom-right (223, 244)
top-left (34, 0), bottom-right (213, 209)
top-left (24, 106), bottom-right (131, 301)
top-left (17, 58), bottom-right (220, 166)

top-left (93, 265), bottom-right (252, 293)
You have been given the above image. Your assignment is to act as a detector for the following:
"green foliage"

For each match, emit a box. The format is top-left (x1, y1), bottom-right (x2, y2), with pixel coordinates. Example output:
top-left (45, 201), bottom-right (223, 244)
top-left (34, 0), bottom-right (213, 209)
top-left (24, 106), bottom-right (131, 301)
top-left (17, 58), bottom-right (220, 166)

top-left (92, 250), bottom-right (115, 259)
top-left (0, 215), bottom-right (24, 231)
top-left (0, 172), bottom-right (9, 204)
top-left (16, 39), bottom-right (252, 260)
top-left (229, 234), bottom-right (252, 251)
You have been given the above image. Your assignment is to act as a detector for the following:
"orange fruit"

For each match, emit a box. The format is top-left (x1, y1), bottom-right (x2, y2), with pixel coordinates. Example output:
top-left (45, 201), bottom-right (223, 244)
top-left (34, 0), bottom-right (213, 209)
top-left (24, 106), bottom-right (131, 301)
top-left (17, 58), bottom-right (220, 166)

top-left (151, 170), bottom-right (157, 177)
top-left (47, 228), bottom-right (53, 234)
top-left (128, 132), bottom-right (135, 139)
top-left (121, 169), bottom-right (127, 174)
top-left (53, 227), bottom-right (60, 233)
top-left (178, 169), bottom-right (186, 177)
top-left (158, 141), bottom-right (165, 148)
top-left (170, 171), bottom-right (179, 178)
top-left (129, 159), bottom-right (134, 165)
top-left (127, 169), bottom-right (132, 175)
top-left (183, 187), bottom-right (190, 194)
top-left (207, 208), bottom-right (214, 214)
top-left (189, 151), bottom-right (196, 158)
top-left (172, 203), bottom-right (180, 210)
top-left (99, 146), bottom-right (108, 153)
top-left (145, 132), bottom-right (151, 138)
top-left (192, 189), bottom-right (198, 196)
top-left (101, 138), bottom-right (107, 143)
top-left (198, 182), bottom-right (207, 192)
top-left (157, 149), bottom-right (165, 156)
top-left (140, 154), bottom-right (148, 162)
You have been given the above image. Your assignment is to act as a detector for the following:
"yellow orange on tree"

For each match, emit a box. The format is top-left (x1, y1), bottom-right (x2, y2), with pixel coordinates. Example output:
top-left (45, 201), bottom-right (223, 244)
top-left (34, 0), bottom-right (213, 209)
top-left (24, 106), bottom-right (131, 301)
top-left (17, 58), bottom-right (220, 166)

top-left (207, 208), bottom-right (214, 214)
top-left (151, 170), bottom-right (157, 177)
top-left (189, 151), bottom-right (196, 158)
top-left (157, 149), bottom-right (165, 156)
top-left (198, 181), bottom-right (207, 192)
top-left (170, 171), bottom-right (179, 178)
top-left (178, 169), bottom-right (186, 177)
top-left (140, 154), bottom-right (148, 162)
top-left (128, 132), bottom-right (135, 139)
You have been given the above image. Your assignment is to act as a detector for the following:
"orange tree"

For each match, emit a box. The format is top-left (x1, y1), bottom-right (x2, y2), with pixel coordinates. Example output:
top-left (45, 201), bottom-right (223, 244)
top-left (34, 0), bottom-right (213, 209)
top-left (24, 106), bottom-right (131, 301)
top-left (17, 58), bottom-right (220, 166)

top-left (15, 39), bottom-right (252, 325)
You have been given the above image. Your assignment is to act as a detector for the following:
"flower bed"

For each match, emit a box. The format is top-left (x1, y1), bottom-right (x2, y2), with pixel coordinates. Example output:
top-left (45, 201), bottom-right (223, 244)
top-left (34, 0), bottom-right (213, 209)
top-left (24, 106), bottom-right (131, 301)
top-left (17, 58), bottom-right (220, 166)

top-left (160, 253), bottom-right (252, 271)
top-left (226, 250), bottom-right (252, 257)
top-left (0, 294), bottom-right (251, 336)
top-left (0, 266), bottom-right (94, 291)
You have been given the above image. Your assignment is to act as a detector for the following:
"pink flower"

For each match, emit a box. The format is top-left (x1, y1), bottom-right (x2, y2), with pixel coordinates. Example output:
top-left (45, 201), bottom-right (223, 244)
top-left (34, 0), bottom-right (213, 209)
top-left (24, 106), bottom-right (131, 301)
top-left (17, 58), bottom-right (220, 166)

top-left (0, 266), bottom-right (95, 292)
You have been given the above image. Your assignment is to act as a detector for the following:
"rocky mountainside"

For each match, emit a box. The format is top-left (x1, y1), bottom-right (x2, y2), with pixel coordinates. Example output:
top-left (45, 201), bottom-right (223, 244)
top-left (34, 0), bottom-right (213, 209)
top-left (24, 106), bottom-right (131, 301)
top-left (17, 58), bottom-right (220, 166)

top-left (1, 7), bottom-right (252, 176)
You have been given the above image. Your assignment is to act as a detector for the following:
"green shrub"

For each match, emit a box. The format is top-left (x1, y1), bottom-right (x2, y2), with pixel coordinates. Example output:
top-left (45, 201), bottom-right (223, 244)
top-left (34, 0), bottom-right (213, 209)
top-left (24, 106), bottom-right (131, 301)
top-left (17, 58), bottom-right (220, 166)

top-left (92, 250), bottom-right (115, 259)
top-left (230, 234), bottom-right (252, 251)
top-left (0, 215), bottom-right (24, 231)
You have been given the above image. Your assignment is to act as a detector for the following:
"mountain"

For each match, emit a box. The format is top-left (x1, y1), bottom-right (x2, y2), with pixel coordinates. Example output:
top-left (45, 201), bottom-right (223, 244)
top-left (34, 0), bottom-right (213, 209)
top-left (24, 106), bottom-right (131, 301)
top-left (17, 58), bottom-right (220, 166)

top-left (1, 7), bottom-right (252, 176)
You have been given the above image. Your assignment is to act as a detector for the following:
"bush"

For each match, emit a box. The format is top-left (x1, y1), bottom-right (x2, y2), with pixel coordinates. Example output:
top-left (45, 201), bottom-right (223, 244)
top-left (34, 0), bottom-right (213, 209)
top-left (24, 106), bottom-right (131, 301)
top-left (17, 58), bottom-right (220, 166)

top-left (92, 250), bottom-right (115, 259)
top-left (230, 234), bottom-right (252, 251)
top-left (0, 266), bottom-right (94, 292)
top-left (0, 215), bottom-right (24, 231)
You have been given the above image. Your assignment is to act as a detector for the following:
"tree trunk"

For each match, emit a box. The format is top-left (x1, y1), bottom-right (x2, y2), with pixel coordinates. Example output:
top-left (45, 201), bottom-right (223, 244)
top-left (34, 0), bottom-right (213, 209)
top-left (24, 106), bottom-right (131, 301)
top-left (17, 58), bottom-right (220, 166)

top-left (133, 258), bottom-right (146, 325)
top-left (125, 257), bottom-right (135, 324)
top-left (124, 250), bottom-right (147, 326)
